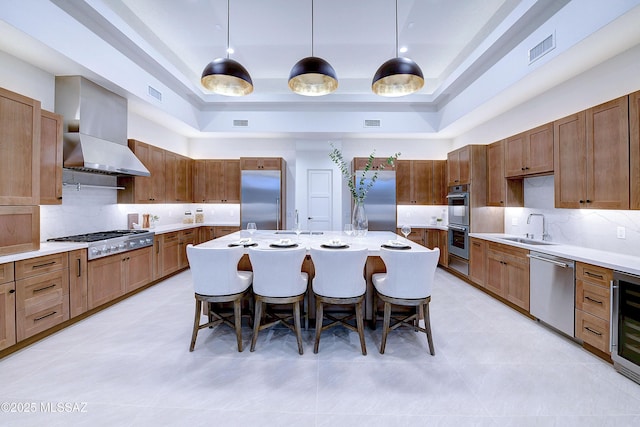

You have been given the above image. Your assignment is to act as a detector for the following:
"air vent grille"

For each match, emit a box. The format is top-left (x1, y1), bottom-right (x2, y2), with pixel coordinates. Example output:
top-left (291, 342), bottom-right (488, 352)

top-left (529, 33), bottom-right (555, 64)
top-left (364, 119), bottom-right (381, 128)
top-left (148, 85), bottom-right (162, 101)
top-left (233, 119), bottom-right (249, 127)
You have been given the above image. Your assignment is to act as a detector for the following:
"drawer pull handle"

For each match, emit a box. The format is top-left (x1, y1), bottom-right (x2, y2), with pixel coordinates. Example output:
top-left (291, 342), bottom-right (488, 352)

top-left (35, 311), bottom-right (57, 322)
top-left (33, 284), bottom-right (56, 293)
top-left (585, 296), bottom-right (603, 305)
top-left (584, 326), bottom-right (602, 336)
top-left (585, 271), bottom-right (604, 279)
top-left (77, 259), bottom-right (82, 277)
top-left (33, 261), bottom-right (56, 269)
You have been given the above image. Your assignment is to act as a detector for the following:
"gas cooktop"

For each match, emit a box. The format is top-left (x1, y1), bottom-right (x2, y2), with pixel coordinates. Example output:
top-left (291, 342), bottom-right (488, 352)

top-left (48, 229), bottom-right (154, 260)
top-left (48, 229), bottom-right (150, 243)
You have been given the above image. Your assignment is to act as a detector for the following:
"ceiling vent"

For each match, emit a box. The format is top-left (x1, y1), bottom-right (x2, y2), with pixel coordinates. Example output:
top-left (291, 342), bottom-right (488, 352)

top-left (233, 119), bottom-right (249, 127)
top-left (364, 119), bottom-right (381, 128)
top-left (529, 33), bottom-right (555, 64)
top-left (148, 85), bottom-right (162, 101)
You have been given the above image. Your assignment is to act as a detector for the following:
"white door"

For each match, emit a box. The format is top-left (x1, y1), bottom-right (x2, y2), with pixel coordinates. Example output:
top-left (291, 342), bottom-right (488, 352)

top-left (307, 169), bottom-right (332, 231)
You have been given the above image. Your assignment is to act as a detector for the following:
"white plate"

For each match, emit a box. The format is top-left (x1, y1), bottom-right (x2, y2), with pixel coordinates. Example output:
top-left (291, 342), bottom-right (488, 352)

top-left (323, 240), bottom-right (346, 247)
top-left (386, 240), bottom-right (406, 247)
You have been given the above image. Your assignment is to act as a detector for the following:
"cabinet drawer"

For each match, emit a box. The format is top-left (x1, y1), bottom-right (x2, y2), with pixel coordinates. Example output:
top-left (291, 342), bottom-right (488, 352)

top-left (162, 232), bottom-right (179, 243)
top-left (16, 269), bottom-right (69, 341)
top-left (576, 279), bottom-right (610, 320)
top-left (575, 309), bottom-right (610, 354)
top-left (0, 262), bottom-right (14, 284)
top-left (576, 262), bottom-right (612, 287)
top-left (0, 206), bottom-right (40, 256)
top-left (15, 252), bottom-right (68, 279)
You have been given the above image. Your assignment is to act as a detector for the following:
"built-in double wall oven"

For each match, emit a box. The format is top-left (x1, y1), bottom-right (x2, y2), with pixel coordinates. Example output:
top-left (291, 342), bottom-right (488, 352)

top-left (612, 271), bottom-right (640, 384)
top-left (447, 185), bottom-right (470, 275)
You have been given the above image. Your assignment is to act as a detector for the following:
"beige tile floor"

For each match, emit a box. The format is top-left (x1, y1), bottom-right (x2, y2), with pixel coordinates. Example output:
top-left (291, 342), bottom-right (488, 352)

top-left (1, 268), bottom-right (640, 426)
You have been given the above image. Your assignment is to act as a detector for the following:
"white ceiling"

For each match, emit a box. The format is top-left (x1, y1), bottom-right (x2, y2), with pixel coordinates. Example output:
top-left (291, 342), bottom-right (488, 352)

top-left (1, 0), bottom-right (640, 139)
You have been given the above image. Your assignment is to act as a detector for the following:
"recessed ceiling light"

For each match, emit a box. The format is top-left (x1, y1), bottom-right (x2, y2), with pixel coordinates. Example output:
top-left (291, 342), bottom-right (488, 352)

top-left (226, 47), bottom-right (234, 54)
top-left (399, 46), bottom-right (408, 53)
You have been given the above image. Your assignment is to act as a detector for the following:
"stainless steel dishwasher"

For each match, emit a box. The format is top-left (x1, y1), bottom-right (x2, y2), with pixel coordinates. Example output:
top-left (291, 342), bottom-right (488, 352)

top-left (528, 251), bottom-right (575, 337)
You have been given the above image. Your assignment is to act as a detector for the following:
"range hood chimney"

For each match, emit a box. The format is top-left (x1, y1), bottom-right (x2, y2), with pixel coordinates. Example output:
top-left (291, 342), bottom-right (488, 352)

top-left (55, 76), bottom-right (150, 177)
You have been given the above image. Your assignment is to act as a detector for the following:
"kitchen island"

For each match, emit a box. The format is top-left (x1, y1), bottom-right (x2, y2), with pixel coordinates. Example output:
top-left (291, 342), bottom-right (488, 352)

top-left (196, 230), bottom-right (435, 322)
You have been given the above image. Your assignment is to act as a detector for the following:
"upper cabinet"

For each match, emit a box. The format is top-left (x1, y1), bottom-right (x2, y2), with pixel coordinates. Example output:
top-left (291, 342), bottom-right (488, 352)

top-left (396, 160), bottom-right (446, 205)
top-left (118, 140), bottom-right (191, 204)
top-left (240, 157), bottom-right (282, 170)
top-left (353, 157), bottom-right (396, 171)
top-left (165, 151), bottom-right (193, 203)
top-left (447, 146), bottom-right (470, 186)
top-left (193, 159), bottom-right (240, 203)
top-left (504, 122), bottom-right (554, 178)
top-left (554, 96), bottom-right (629, 210)
top-left (0, 87), bottom-right (40, 206)
top-left (39, 110), bottom-right (63, 205)
top-left (630, 91), bottom-right (640, 210)
top-left (487, 140), bottom-right (523, 207)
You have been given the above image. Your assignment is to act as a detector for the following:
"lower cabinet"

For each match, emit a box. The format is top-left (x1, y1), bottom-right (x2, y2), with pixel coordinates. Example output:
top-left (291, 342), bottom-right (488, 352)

top-left (15, 253), bottom-right (70, 341)
top-left (68, 249), bottom-right (88, 318)
top-left (0, 263), bottom-right (16, 350)
top-left (575, 262), bottom-right (612, 354)
top-left (469, 238), bottom-right (486, 286)
top-left (160, 232), bottom-right (180, 277)
top-left (485, 242), bottom-right (530, 311)
top-left (87, 247), bottom-right (152, 309)
top-left (178, 229), bottom-right (197, 269)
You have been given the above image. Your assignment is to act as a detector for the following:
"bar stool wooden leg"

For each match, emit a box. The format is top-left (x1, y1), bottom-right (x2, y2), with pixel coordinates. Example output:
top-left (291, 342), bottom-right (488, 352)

top-left (234, 298), bottom-right (243, 352)
top-left (190, 298), bottom-right (202, 352)
top-left (250, 298), bottom-right (263, 352)
top-left (424, 301), bottom-right (435, 355)
top-left (294, 300), bottom-right (304, 355)
top-left (356, 300), bottom-right (367, 355)
top-left (380, 301), bottom-right (392, 354)
top-left (314, 299), bottom-right (324, 354)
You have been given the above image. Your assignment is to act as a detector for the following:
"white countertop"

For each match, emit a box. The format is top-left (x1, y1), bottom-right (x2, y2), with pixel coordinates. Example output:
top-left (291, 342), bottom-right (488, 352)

top-left (0, 242), bottom-right (88, 264)
top-left (470, 233), bottom-right (640, 277)
top-left (197, 230), bottom-right (431, 255)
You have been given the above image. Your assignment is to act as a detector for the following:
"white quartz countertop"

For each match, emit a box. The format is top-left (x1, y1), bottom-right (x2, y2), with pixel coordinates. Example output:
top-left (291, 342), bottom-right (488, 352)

top-left (197, 230), bottom-right (433, 255)
top-left (140, 222), bottom-right (239, 234)
top-left (0, 242), bottom-right (88, 264)
top-left (470, 233), bottom-right (640, 277)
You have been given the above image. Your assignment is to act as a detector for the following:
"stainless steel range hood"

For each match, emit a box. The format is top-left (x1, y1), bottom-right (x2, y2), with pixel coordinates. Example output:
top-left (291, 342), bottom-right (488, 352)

top-left (55, 76), bottom-right (150, 177)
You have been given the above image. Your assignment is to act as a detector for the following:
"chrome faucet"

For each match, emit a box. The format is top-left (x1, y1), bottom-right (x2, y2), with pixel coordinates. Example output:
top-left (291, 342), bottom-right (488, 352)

top-left (527, 213), bottom-right (547, 240)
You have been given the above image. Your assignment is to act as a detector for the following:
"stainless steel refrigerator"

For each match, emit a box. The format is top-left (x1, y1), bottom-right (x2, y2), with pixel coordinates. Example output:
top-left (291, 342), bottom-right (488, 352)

top-left (355, 169), bottom-right (396, 231)
top-left (241, 170), bottom-right (284, 230)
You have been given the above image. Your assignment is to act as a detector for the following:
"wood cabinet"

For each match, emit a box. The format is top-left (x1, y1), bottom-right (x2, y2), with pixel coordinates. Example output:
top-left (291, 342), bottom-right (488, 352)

top-left (0, 206), bottom-right (40, 256)
top-left (447, 146), bottom-right (470, 186)
top-left (39, 109), bottom-right (63, 204)
top-left (575, 262), bottom-right (612, 354)
top-left (15, 253), bottom-right (69, 341)
top-left (469, 238), bottom-right (486, 286)
top-left (117, 139), bottom-right (165, 203)
top-left (437, 230), bottom-right (448, 267)
top-left (487, 140), bottom-right (523, 207)
top-left (165, 151), bottom-right (193, 203)
top-left (0, 87), bottom-right (41, 206)
top-left (193, 159), bottom-right (240, 203)
top-left (124, 247), bottom-right (153, 293)
top-left (352, 157), bottom-right (396, 171)
top-left (179, 229), bottom-right (197, 269)
top-left (398, 227), bottom-right (425, 245)
top-left (240, 157), bottom-right (283, 170)
top-left (554, 97), bottom-right (630, 209)
top-left (485, 242), bottom-right (529, 310)
top-left (198, 225), bottom-right (241, 244)
top-left (160, 232), bottom-right (180, 277)
top-left (68, 249), bottom-right (88, 318)
top-left (504, 122), bottom-right (554, 177)
top-left (630, 91), bottom-right (640, 209)
top-left (87, 247), bottom-right (152, 309)
top-left (396, 160), bottom-right (447, 205)
top-left (0, 262), bottom-right (16, 350)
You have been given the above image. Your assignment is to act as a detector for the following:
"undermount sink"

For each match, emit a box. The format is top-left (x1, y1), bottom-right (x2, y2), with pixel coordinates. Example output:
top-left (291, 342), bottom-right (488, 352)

top-left (498, 237), bottom-right (554, 245)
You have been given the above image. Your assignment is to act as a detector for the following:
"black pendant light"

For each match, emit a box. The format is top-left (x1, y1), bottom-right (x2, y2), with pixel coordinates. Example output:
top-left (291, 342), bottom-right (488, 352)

top-left (372, 0), bottom-right (424, 97)
top-left (288, 0), bottom-right (338, 96)
top-left (201, 0), bottom-right (253, 96)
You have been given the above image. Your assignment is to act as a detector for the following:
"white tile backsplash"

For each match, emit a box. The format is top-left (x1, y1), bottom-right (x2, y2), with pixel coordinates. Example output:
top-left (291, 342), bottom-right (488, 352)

top-left (504, 176), bottom-right (640, 256)
top-left (397, 205), bottom-right (448, 227)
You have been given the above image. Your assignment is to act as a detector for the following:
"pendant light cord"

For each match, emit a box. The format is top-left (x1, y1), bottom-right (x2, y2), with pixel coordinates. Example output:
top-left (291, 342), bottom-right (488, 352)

top-left (226, 0), bottom-right (230, 59)
top-left (395, 0), bottom-right (398, 57)
top-left (311, 0), bottom-right (315, 57)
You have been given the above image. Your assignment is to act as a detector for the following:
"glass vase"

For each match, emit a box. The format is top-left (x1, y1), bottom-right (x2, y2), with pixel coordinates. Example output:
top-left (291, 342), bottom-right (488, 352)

top-left (352, 199), bottom-right (368, 237)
